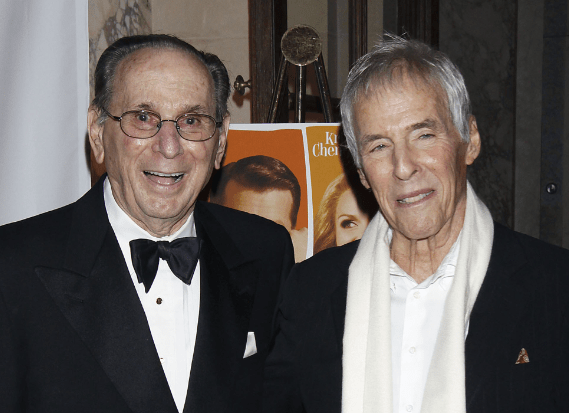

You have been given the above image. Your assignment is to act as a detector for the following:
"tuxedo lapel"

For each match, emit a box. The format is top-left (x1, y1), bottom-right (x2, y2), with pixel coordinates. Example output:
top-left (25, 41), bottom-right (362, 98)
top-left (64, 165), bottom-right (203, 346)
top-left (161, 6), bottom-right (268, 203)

top-left (35, 179), bottom-right (177, 413)
top-left (465, 224), bottom-right (531, 407)
top-left (184, 202), bottom-right (260, 413)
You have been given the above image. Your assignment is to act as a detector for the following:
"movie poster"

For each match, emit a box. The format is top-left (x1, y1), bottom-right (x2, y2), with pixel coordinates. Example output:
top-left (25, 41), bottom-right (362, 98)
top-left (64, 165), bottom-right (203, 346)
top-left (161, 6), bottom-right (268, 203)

top-left (208, 123), bottom-right (377, 262)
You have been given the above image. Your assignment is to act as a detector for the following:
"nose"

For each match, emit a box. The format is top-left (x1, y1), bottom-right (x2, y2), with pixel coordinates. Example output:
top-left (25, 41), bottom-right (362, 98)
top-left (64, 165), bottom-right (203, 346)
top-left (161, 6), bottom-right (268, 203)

top-left (153, 120), bottom-right (183, 159)
top-left (392, 144), bottom-right (418, 181)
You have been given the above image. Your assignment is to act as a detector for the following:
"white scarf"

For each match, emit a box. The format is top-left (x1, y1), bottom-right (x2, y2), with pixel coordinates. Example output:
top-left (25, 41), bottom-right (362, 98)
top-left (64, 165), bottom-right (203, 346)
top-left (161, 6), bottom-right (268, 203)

top-left (342, 182), bottom-right (494, 413)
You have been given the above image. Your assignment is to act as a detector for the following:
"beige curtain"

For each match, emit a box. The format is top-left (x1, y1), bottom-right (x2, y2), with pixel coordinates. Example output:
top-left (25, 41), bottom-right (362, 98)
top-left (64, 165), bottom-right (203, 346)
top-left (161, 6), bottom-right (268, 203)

top-left (0, 0), bottom-right (89, 225)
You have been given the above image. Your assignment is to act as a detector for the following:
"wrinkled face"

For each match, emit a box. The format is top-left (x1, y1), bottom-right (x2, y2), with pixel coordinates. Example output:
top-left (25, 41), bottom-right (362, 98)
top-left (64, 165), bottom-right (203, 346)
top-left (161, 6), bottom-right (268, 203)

top-left (89, 48), bottom-right (228, 236)
top-left (334, 188), bottom-right (370, 246)
top-left (221, 181), bottom-right (294, 231)
top-left (354, 77), bottom-right (480, 242)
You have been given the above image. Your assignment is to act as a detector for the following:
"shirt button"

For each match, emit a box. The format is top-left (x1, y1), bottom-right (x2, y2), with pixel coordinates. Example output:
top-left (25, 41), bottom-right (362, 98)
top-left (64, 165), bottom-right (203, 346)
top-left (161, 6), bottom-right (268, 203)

top-left (156, 298), bottom-right (163, 304)
top-left (409, 347), bottom-right (416, 354)
top-left (406, 405), bottom-right (413, 412)
top-left (413, 291), bottom-right (421, 299)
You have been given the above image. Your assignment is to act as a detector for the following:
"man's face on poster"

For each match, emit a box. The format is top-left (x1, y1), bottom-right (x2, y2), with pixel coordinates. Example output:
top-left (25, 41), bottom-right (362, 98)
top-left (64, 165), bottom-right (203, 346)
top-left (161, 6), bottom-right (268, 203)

top-left (221, 180), bottom-right (295, 231)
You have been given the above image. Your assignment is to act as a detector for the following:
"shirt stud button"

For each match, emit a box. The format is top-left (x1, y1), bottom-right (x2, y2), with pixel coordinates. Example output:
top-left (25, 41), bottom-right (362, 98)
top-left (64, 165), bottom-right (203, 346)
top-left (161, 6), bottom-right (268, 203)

top-left (156, 297), bottom-right (163, 304)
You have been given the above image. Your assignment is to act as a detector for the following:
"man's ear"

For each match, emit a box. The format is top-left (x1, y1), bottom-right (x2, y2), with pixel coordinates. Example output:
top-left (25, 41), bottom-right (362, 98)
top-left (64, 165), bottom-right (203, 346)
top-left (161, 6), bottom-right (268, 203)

top-left (88, 107), bottom-right (105, 164)
top-left (214, 114), bottom-right (230, 169)
top-left (465, 116), bottom-right (481, 165)
top-left (358, 168), bottom-right (370, 189)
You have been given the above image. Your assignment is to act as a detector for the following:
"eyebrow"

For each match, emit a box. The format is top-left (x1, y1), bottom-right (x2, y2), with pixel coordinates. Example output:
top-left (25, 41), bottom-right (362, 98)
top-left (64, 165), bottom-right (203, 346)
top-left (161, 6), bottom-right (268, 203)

top-left (133, 103), bottom-right (155, 111)
top-left (359, 117), bottom-right (445, 147)
top-left (132, 103), bottom-right (211, 115)
top-left (181, 104), bottom-right (210, 114)
top-left (359, 133), bottom-right (388, 148)
top-left (408, 118), bottom-right (445, 133)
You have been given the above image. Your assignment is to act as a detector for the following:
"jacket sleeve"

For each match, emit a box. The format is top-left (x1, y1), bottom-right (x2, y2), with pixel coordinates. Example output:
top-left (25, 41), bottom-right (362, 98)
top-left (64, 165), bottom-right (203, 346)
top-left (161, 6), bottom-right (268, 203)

top-left (263, 263), bottom-right (305, 413)
top-left (0, 286), bottom-right (24, 412)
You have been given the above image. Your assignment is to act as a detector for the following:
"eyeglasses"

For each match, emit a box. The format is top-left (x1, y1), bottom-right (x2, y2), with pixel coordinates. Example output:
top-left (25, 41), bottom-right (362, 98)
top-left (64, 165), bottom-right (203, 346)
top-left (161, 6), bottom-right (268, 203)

top-left (102, 108), bottom-right (223, 141)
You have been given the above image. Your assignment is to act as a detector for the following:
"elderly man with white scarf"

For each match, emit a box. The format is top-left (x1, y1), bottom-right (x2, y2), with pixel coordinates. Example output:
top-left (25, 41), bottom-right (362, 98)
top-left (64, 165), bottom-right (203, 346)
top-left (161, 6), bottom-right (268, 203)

top-left (262, 35), bottom-right (569, 413)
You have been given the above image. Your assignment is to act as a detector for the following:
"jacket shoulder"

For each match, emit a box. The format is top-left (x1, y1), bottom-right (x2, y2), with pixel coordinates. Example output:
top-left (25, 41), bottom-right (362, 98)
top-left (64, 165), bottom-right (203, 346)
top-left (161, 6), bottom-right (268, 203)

top-left (0, 203), bottom-right (74, 249)
top-left (298, 240), bottom-right (359, 273)
top-left (493, 222), bottom-right (569, 271)
top-left (0, 178), bottom-right (104, 249)
top-left (286, 240), bottom-right (359, 295)
top-left (0, 182), bottom-right (106, 272)
top-left (197, 201), bottom-right (291, 243)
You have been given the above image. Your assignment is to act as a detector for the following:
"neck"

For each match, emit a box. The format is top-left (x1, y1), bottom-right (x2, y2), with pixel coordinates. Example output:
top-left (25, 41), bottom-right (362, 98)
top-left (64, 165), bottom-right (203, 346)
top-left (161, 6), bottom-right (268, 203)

top-left (390, 204), bottom-right (465, 283)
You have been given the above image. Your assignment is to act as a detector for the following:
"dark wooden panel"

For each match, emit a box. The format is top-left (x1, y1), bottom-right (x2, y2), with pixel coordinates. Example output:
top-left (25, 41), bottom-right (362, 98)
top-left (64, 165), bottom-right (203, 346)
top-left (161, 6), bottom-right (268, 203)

top-left (397, 0), bottom-right (439, 47)
top-left (539, 0), bottom-right (568, 245)
top-left (248, 0), bottom-right (287, 123)
top-left (349, 0), bottom-right (368, 66)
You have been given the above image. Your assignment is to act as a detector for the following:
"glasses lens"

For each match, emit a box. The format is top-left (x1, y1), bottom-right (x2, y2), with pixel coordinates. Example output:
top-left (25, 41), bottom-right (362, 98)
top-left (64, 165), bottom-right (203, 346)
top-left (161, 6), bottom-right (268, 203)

top-left (177, 114), bottom-right (216, 140)
top-left (122, 111), bottom-right (161, 138)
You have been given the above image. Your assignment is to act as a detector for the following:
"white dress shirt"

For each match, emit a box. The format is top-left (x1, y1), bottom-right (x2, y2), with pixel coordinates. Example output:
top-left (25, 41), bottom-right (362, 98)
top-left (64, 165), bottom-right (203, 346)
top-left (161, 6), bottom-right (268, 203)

top-left (104, 179), bottom-right (200, 413)
top-left (389, 230), bottom-right (461, 413)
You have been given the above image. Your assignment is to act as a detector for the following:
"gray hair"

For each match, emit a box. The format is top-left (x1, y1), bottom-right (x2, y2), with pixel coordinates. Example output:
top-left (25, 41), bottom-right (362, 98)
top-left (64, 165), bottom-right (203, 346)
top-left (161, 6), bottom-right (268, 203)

top-left (340, 34), bottom-right (472, 167)
top-left (92, 34), bottom-right (230, 125)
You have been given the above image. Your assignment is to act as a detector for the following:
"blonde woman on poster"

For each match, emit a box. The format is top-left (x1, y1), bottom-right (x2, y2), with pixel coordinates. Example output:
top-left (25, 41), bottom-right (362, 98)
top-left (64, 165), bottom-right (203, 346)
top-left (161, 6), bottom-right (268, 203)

top-left (313, 173), bottom-right (376, 254)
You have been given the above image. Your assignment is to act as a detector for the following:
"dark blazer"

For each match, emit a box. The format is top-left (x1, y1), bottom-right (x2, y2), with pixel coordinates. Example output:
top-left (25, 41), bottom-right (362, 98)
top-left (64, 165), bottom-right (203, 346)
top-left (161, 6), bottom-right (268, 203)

top-left (0, 177), bottom-right (294, 413)
top-left (263, 223), bottom-right (569, 413)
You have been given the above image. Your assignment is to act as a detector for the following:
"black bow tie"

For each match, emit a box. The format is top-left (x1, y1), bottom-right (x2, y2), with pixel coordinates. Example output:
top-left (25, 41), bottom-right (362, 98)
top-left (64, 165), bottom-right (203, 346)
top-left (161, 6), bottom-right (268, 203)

top-left (129, 237), bottom-right (201, 293)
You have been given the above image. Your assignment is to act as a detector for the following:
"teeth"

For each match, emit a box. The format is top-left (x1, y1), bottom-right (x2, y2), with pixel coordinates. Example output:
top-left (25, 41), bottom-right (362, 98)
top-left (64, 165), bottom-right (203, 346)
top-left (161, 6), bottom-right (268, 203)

top-left (145, 171), bottom-right (184, 182)
top-left (398, 190), bottom-right (433, 204)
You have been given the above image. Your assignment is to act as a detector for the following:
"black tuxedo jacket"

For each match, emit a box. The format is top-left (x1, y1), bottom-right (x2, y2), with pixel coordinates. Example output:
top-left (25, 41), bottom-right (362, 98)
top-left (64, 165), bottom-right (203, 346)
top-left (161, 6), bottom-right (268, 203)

top-left (263, 223), bottom-right (569, 413)
top-left (0, 178), bottom-right (294, 413)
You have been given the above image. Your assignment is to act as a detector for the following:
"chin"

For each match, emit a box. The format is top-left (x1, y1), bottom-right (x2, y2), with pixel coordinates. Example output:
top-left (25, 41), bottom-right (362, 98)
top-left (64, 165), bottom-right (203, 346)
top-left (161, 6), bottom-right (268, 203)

top-left (141, 200), bottom-right (189, 221)
top-left (399, 221), bottom-right (440, 241)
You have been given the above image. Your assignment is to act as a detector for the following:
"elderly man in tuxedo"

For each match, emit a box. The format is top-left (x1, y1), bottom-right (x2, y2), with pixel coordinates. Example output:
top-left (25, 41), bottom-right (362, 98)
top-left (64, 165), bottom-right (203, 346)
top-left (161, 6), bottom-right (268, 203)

top-left (263, 35), bottom-right (569, 413)
top-left (0, 34), bottom-right (294, 413)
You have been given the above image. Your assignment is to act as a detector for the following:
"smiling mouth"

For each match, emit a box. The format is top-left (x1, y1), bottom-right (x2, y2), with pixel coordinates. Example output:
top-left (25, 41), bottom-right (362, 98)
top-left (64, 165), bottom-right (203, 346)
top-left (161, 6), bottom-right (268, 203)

top-left (397, 190), bottom-right (434, 204)
top-left (144, 171), bottom-right (184, 183)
